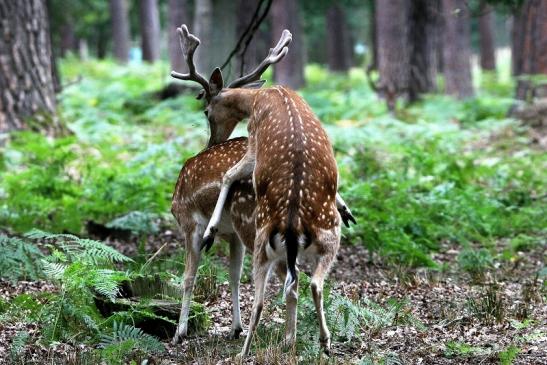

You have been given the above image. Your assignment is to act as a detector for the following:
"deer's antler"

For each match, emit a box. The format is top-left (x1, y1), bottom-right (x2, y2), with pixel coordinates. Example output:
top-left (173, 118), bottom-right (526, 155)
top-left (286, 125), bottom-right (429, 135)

top-left (228, 29), bottom-right (292, 88)
top-left (171, 25), bottom-right (211, 100)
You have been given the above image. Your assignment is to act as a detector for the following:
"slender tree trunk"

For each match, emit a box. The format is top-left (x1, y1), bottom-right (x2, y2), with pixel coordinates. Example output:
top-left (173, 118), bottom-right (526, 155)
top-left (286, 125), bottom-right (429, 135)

top-left (441, 0), bottom-right (474, 99)
top-left (513, 0), bottom-right (547, 100)
top-left (96, 26), bottom-right (108, 59)
top-left (46, 0), bottom-right (62, 93)
top-left (326, 4), bottom-right (351, 72)
top-left (60, 20), bottom-right (78, 57)
top-left (212, 0), bottom-right (237, 75)
top-left (193, 0), bottom-right (213, 74)
top-left (139, 0), bottom-right (161, 63)
top-left (511, 12), bottom-right (525, 76)
top-left (478, 2), bottom-right (496, 71)
top-left (236, 0), bottom-right (259, 75)
top-left (168, 0), bottom-right (190, 73)
top-left (110, 0), bottom-right (131, 63)
top-left (375, 0), bottom-right (410, 110)
top-left (0, 0), bottom-right (58, 132)
top-left (271, 0), bottom-right (305, 89)
top-left (408, 0), bottom-right (437, 102)
top-left (369, 0), bottom-right (378, 70)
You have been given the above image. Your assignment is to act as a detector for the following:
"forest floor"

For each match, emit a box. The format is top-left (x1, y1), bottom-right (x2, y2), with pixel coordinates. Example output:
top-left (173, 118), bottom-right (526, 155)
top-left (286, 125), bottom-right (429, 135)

top-left (1, 235), bottom-right (545, 365)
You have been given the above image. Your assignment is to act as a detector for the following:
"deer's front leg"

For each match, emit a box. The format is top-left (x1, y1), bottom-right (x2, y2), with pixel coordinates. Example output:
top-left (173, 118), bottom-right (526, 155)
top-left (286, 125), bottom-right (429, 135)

top-left (336, 193), bottom-right (356, 227)
top-left (202, 155), bottom-right (255, 250)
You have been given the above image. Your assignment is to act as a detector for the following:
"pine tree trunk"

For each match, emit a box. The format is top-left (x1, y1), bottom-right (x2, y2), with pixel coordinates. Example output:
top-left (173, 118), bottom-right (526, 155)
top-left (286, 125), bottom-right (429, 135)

top-left (110, 0), bottom-right (131, 63)
top-left (369, 0), bottom-right (378, 70)
top-left (511, 12), bottom-right (525, 76)
top-left (193, 0), bottom-right (213, 74)
top-left (139, 0), bottom-right (161, 63)
top-left (408, 0), bottom-right (438, 102)
top-left (441, 0), bottom-right (474, 99)
top-left (0, 0), bottom-right (58, 132)
top-left (168, 0), bottom-right (190, 73)
top-left (326, 4), bottom-right (351, 72)
top-left (478, 2), bottom-right (496, 71)
top-left (271, 0), bottom-right (305, 89)
top-left (60, 20), bottom-right (78, 57)
top-left (375, 0), bottom-right (410, 110)
top-left (513, 0), bottom-right (547, 100)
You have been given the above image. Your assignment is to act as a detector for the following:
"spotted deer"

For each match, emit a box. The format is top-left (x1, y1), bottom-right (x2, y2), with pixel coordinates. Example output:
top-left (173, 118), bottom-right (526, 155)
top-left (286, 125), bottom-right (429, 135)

top-left (170, 25), bottom-right (355, 352)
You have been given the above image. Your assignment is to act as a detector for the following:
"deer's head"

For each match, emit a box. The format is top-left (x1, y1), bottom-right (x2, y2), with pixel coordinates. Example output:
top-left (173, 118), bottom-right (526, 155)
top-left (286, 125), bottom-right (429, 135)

top-left (171, 25), bottom-right (292, 147)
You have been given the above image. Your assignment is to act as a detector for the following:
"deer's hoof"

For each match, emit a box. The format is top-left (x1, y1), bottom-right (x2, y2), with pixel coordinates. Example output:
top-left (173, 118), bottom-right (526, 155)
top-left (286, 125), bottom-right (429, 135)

top-left (228, 326), bottom-right (243, 340)
top-left (201, 227), bottom-right (217, 251)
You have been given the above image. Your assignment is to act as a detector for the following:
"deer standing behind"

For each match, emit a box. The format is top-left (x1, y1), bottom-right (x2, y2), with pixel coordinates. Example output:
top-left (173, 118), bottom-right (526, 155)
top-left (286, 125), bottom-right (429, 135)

top-left (169, 25), bottom-right (355, 346)
top-left (192, 40), bottom-right (344, 359)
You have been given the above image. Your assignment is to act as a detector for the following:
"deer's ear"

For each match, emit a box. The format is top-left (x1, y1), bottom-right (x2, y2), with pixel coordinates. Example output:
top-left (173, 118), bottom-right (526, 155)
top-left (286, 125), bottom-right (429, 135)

top-left (241, 79), bottom-right (266, 89)
top-left (209, 68), bottom-right (224, 96)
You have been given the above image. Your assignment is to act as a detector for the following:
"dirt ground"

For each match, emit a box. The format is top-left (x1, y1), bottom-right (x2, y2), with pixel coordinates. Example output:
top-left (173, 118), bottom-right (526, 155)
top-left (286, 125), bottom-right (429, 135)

top-left (1, 236), bottom-right (544, 365)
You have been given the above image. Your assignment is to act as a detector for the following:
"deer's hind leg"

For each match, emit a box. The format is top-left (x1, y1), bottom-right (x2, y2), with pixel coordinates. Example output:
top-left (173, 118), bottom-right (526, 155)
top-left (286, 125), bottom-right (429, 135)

top-left (228, 234), bottom-right (245, 339)
top-left (239, 228), bottom-right (274, 358)
top-left (172, 218), bottom-right (204, 344)
top-left (309, 227), bottom-right (340, 353)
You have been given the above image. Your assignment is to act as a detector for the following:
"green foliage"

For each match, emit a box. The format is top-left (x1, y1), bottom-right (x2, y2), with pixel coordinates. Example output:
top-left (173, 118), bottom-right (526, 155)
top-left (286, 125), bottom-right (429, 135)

top-left (444, 341), bottom-right (488, 358)
top-left (0, 235), bottom-right (44, 282)
top-left (9, 330), bottom-right (30, 362)
top-left (99, 321), bottom-right (164, 363)
top-left (499, 345), bottom-right (521, 364)
top-left (458, 248), bottom-right (494, 281)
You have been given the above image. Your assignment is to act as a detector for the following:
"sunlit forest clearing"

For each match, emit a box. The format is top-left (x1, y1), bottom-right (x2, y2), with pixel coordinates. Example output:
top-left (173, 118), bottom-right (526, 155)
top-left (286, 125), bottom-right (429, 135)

top-left (1, 0), bottom-right (546, 364)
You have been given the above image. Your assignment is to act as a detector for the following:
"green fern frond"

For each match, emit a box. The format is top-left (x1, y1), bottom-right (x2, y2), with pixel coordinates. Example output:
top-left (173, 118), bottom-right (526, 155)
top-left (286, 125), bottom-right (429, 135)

top-left (0, 234), bottom-right (44, 281)
top-left (9, 330), bottom-right (29, 361)
top-left (100, 321), bottom-right (164, 354)
top-left (41, 260), bottom-right (67, 279)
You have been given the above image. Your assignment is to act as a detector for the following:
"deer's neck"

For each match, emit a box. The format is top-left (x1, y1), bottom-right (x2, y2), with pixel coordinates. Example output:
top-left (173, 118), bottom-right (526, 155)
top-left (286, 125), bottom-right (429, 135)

top-left (222, 88), bottom-right (259, 118)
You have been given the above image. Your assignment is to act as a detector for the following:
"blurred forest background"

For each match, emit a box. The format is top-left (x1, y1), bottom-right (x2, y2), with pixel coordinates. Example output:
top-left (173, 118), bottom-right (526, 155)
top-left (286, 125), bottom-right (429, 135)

top-left (0, 0), bottom-right (546, 364)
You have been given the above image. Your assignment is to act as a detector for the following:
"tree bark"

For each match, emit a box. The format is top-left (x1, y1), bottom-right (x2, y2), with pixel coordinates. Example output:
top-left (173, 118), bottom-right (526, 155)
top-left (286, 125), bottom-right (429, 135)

top-left (60, 20), bottom-right (78, 57)
top-left (375, 0), bottom-right (410, 110)
top-left (193, 0), bottom-right (213, 74)
top-left (139, 0), bottom-right (161, 63)
top-left (478, 2), bottom-right (496, 71)
top-left (326, 4), bottom-right (351, 72)
top-left (408, 0), bottom-right (438, 102)
top-left (271, 0), bottom-right (305, 89)
top-left (369, 0), bottom-right (378, 70)
top-left (441, 0), bottom-right (474, 99)
top-left (110, 0), bottom-right (131, 63)
top-left (0, 0), bottom-right (58, 132)
top-left (168, 0), bottom-right (190, 73)
top-left (513, 0), bottom-right (547, 100)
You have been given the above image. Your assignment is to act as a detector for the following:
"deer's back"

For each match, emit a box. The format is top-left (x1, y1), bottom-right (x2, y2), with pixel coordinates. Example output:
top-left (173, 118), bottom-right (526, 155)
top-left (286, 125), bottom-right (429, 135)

top-left (251, 87), bottom-right (339, 232)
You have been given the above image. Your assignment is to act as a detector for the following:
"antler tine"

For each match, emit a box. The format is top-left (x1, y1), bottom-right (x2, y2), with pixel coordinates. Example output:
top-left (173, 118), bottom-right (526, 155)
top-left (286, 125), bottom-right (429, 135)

top-left (170, 25), bottom-right (211, 99)
top-left (228, 29), bottom-right (292, 88)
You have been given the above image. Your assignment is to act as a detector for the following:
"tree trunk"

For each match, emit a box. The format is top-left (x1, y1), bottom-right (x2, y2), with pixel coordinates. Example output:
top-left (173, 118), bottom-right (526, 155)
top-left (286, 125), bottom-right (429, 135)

top-left (513, 0), bottom-right (547, 100)
top-left (60, 20), bottom-right (78, 57)
top-left (271, 0), bottom-right (305, 89)
top-left (478, 2), bottom-right (496, 71)
top-left (408, 0), bottom-right (437, 102)
top-left (236, 0), bottom-right (259, 75)
top-left (375, 0), bottom-right (410, 110)
top-left (168, 0), bottom-right (190, 73)
top-left (441, 0), bottom-right (474, 99)
top-left (511, 12), bottom-right (525, 76)
top-left (212, 0), bottom-right (237, 76)
top-left (193, 0), bottom-right (213, 74)
top-left (326, 4), bottom-right (351, 72)
top-left (110, 0), bottom-right (131, 63)
top-left (139, 0), bottom-right (161, 63)
top-left (0, 0), bottom-right (58, 132)
top-left (369, 0), bottom-right (378, 70)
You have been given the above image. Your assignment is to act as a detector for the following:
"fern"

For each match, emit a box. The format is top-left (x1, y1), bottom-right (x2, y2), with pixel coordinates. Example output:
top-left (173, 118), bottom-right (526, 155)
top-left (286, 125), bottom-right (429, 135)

top-left (0, 234), bottom-right (44, 282)
top-left (100, 321), bottom-right (164, 354)
top-left (26, 229), bottom-right (133, 264)
top-left (9, 330), bottom-right (30, 361)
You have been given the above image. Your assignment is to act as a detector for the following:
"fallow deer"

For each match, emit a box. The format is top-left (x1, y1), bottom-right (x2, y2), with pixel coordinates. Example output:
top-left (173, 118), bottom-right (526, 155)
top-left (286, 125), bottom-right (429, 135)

top-left (170, 25), bottom-right (355, 352)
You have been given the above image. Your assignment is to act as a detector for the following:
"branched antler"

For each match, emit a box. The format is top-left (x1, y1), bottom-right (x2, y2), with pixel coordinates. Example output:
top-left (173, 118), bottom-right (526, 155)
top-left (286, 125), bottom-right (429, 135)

top-left (170, 25), bottom-right (211, 99)
top-left (228, 29), bottom-right (292, 88)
